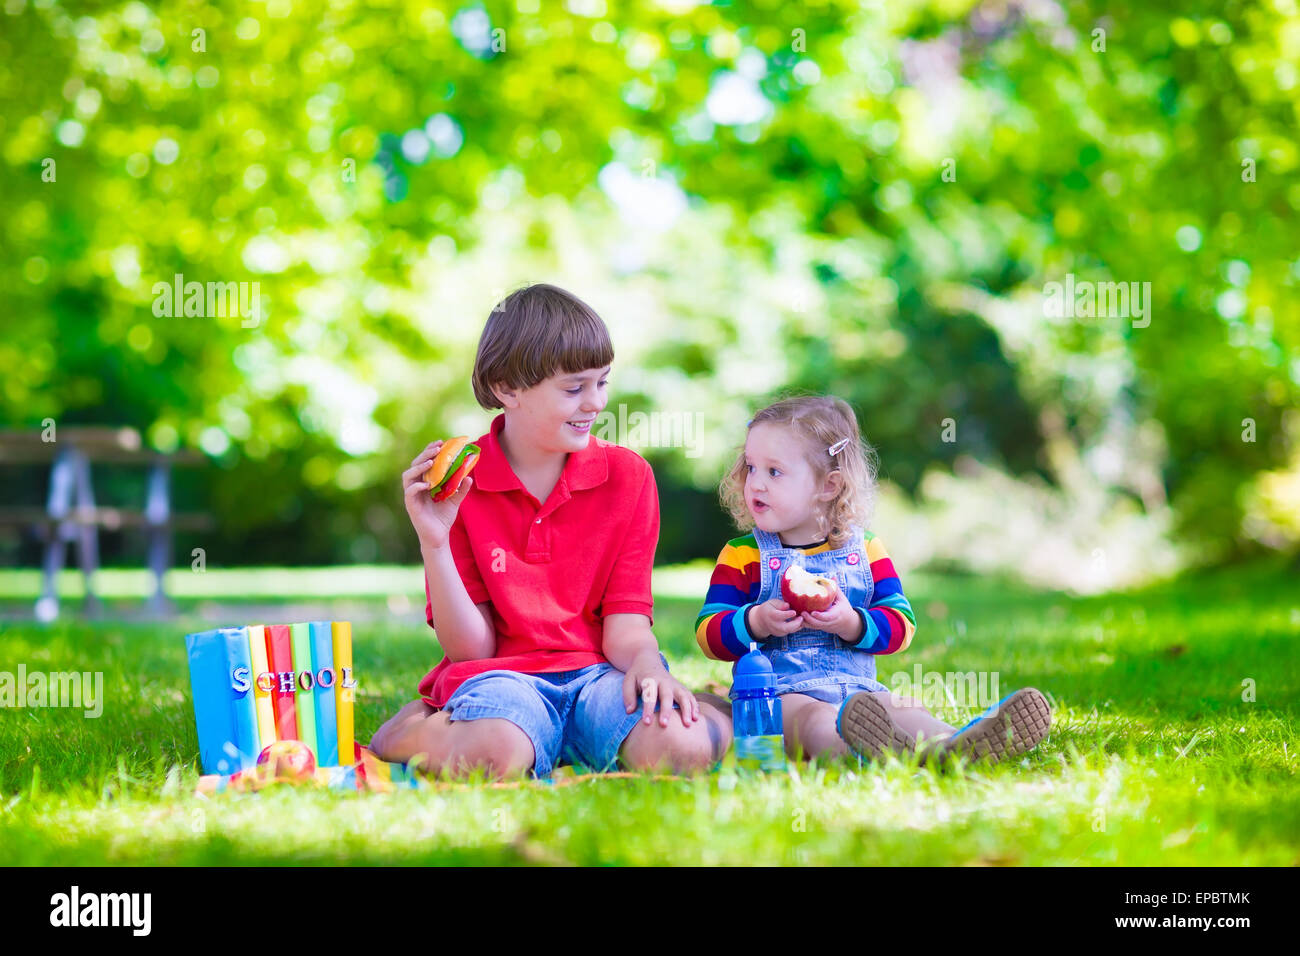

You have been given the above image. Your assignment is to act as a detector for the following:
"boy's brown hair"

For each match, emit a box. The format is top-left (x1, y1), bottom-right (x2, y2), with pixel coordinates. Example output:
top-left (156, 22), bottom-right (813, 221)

top-left (472, 283), bottom-right (615, 409)
top-left (719, 394), bottom-right (880, 549)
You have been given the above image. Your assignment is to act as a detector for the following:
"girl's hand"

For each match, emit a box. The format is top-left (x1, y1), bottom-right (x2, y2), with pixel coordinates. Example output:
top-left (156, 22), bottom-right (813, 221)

top-left (748, 598), bottom-right (804, 641)
top-left (403, 439), bottom-right (474, 550)
top-left (800, 592), bottom-right (865, 642)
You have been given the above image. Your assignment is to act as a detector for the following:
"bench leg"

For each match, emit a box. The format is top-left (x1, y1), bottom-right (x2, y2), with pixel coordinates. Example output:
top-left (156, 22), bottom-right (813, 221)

top-left (72, 452), bottom-right (101, 618)
top-left (145, 462), bottom-right (173, 617)
top-left (146, 528), bottom-right (173, 616)
top-left (36, 449), bottom-right (76, 623)
top-left (36, 528), bottom-right (65, 623)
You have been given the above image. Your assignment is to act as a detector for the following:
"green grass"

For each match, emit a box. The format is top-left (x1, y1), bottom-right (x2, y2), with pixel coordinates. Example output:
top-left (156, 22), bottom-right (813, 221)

top-left (0, 558), bottom-right (1296, 865)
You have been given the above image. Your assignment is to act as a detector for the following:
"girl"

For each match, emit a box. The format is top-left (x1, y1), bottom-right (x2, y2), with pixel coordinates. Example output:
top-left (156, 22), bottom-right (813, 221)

top-left (694, 395), bottom-right (1051, 765)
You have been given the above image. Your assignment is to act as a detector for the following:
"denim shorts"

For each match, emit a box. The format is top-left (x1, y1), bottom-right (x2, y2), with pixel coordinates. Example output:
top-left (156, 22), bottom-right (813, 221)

top-left (441, 653), bottom-right (673, 778)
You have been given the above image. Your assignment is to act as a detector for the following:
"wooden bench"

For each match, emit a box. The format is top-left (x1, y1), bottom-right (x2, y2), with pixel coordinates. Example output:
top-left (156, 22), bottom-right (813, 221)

top-left (0, 426), bottom-right (214, 619)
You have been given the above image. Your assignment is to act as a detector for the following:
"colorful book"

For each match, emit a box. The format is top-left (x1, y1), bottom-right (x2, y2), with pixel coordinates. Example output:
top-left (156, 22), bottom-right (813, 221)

top-left (225, 627), bottom-right (261, 771)
top-left (310, 621), bottom-right (339, 767)
top-left (246, 625), bottom-right (277, 752)
top-left (332, 621), bottom-right (355, 766)
top-left (195, 757), bottom-right (419, 795)
top-left (290, 622), bottom-right (319, 762)
top-left (184, 627), bottom-right (258, 774)
top-left (266, 624), bottom-right (298, 741)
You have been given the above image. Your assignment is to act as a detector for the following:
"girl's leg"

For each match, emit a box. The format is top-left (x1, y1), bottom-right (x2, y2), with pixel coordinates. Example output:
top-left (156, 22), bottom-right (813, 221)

top-left (871, 692), bottom-right (958, 747)
top-left (369, 699), bottom-right (535, 780)
top-left (838, 690), bottom-right (961, 761)
top-left (781, 693), bottom-right (849, 760)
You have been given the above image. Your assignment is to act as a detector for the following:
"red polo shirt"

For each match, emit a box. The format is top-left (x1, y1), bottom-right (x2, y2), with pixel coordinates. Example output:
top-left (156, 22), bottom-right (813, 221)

top-left (417, 412), bottom-right (660, 708)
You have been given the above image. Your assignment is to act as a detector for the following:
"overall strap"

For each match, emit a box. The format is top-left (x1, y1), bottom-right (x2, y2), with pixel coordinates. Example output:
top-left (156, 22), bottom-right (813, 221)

top-left (752, 526), bottom-right (783, 553)
top-left (752, 526), bottom-right (786, 606)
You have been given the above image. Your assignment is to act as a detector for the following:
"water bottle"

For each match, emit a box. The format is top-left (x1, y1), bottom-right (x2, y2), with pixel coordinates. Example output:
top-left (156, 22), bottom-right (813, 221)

top-left (731, 642), bottom-right (787, 771)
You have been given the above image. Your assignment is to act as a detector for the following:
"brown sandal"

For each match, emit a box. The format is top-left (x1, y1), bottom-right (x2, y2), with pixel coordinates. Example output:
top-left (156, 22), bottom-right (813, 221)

top-left (837, 691), bottom-right (917, 761)
top-left (917, 688), bottom-right (1052, 767)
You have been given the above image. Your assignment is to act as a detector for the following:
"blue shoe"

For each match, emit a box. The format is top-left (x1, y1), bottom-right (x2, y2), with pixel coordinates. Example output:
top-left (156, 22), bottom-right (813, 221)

top-left (918, 688), bottom-right (1052, 768)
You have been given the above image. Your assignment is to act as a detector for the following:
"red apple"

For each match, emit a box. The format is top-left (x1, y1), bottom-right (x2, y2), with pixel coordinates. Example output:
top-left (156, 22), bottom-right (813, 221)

top-left (257, 739), bottom-right (316, 783)
top-left (780, 565), bottom-right (839, 613)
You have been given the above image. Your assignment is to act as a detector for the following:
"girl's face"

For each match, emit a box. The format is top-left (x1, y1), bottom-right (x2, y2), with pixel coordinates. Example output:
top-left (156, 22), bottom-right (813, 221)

top-left (743, 423), bottom-right (821, 535)
top-left (508, 364), bottom-right (611, 455)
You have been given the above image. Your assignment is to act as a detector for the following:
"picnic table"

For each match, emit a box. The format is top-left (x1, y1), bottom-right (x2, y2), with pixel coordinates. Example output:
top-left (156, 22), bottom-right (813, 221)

top-left (0, 426), bottom-right (214, 619)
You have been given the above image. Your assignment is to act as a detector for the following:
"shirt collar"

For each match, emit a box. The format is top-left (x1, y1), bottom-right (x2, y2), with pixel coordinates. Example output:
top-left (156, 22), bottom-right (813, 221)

top-left (470, 412), bottom-right (609, 495)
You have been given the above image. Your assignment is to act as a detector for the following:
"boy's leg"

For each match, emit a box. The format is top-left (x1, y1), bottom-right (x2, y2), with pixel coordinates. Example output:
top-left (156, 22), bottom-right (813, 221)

top-left (618, 708), bottom-right (719, 773)
top-left (369, 672), bottom-right (563, 779)
top-left (567, 663), bottom-right (723, 774)
top-left (619, 701), bottom-right (729, 773)
top-left (370, 698), bottom-right (443, 755)
top-left (369, 701), bottom-right (534, 780)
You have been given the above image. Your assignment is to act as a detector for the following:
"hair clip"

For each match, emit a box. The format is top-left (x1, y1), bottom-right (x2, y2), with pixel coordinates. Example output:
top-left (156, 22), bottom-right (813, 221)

top-left (827, 438), bottom-right (850, 456)
top-left (745, 419), bottom-right (754, 428)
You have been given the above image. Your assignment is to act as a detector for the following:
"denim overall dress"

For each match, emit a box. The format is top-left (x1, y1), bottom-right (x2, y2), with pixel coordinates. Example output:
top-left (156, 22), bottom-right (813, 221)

top-left (747, 525), bottom-right (890, 705)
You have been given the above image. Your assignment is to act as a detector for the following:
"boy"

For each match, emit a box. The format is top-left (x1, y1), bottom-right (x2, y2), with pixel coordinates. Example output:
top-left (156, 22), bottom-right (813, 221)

top-left (369, 283), bottom-right (731, 779)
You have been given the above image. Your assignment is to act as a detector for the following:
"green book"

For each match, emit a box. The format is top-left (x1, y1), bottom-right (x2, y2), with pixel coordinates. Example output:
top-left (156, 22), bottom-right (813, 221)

top-left (289, 622), bottom-right (319, 763)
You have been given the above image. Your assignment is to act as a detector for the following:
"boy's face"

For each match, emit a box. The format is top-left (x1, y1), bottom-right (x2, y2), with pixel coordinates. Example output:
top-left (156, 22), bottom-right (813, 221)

top-left (501, 364), bottom-right (611, 455)
top-left (743, 423), bottom-right (819, 533)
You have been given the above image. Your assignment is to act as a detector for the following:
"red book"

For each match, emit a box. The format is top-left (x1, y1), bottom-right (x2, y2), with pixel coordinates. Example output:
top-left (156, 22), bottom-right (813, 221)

top-left (266, 624), bottom-right (298, 741)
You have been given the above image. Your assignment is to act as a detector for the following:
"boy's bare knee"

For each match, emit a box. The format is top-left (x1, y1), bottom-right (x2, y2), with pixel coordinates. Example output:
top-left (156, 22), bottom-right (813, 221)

top-left (369, 727), bottom-right (393, 761)
top-left (369, 699), bottom-right (438, 761)
top-left (445, 717), bottom-right (535, 778)
top-left (621, 719), bottom-right (715, 774)
top-left (698, 703), bottom-right (732, 764)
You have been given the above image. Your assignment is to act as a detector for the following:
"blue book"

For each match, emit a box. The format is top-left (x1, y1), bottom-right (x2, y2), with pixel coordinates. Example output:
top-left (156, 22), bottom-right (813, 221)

top-left (225, 628), bottom-right (261, 771)
top-left (185, 627), bottom-right (259, 775)
top-left (310, 621), bottom-right (340, 767)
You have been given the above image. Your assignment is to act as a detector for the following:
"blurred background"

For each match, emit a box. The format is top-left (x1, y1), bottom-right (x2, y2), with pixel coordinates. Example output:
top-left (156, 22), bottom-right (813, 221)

top-left (2, 0), bottom-right (1297, 603)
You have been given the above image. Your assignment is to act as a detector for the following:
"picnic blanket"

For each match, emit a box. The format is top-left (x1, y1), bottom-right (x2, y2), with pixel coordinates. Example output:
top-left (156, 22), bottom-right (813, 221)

top-left (196, 742), bottom-right (686, 795)
top-left (196, 742), bottom-right (422, 794)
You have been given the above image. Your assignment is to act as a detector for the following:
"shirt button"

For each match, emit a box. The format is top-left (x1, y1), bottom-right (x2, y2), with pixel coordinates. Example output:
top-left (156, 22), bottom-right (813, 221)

top-left (535, 518), bottom-right (541, 524)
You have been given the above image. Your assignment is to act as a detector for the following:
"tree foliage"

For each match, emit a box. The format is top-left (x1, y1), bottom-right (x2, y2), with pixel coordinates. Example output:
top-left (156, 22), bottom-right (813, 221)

top-left (1, 0), bottom-right (1295, 567)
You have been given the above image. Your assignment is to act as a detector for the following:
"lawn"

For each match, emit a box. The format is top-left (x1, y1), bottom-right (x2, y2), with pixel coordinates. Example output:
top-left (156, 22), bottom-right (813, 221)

top-left (0, 558), bottom-right (1296, 865)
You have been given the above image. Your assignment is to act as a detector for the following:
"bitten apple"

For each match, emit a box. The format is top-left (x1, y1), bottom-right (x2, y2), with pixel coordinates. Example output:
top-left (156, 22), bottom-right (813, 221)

top-left (780, 565), bottom-right (839, 613)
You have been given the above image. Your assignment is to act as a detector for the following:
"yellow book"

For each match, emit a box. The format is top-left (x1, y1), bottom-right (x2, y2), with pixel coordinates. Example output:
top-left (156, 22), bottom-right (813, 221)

top-left (246, 625), bottom-right (277, 751)
top-left (332, 621), bottom-right (355, 765)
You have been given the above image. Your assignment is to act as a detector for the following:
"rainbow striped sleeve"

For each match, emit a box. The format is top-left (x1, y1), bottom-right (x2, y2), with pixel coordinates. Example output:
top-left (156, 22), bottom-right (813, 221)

top-left (694, 534), bottom-right (762, 662)
top-left (851, 533), bottom-right (917, 655)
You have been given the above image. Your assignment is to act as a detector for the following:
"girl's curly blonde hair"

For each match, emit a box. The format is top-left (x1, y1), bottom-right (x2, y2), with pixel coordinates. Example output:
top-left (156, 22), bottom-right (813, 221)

top-left (719, 394), bottom-right (879, 549)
